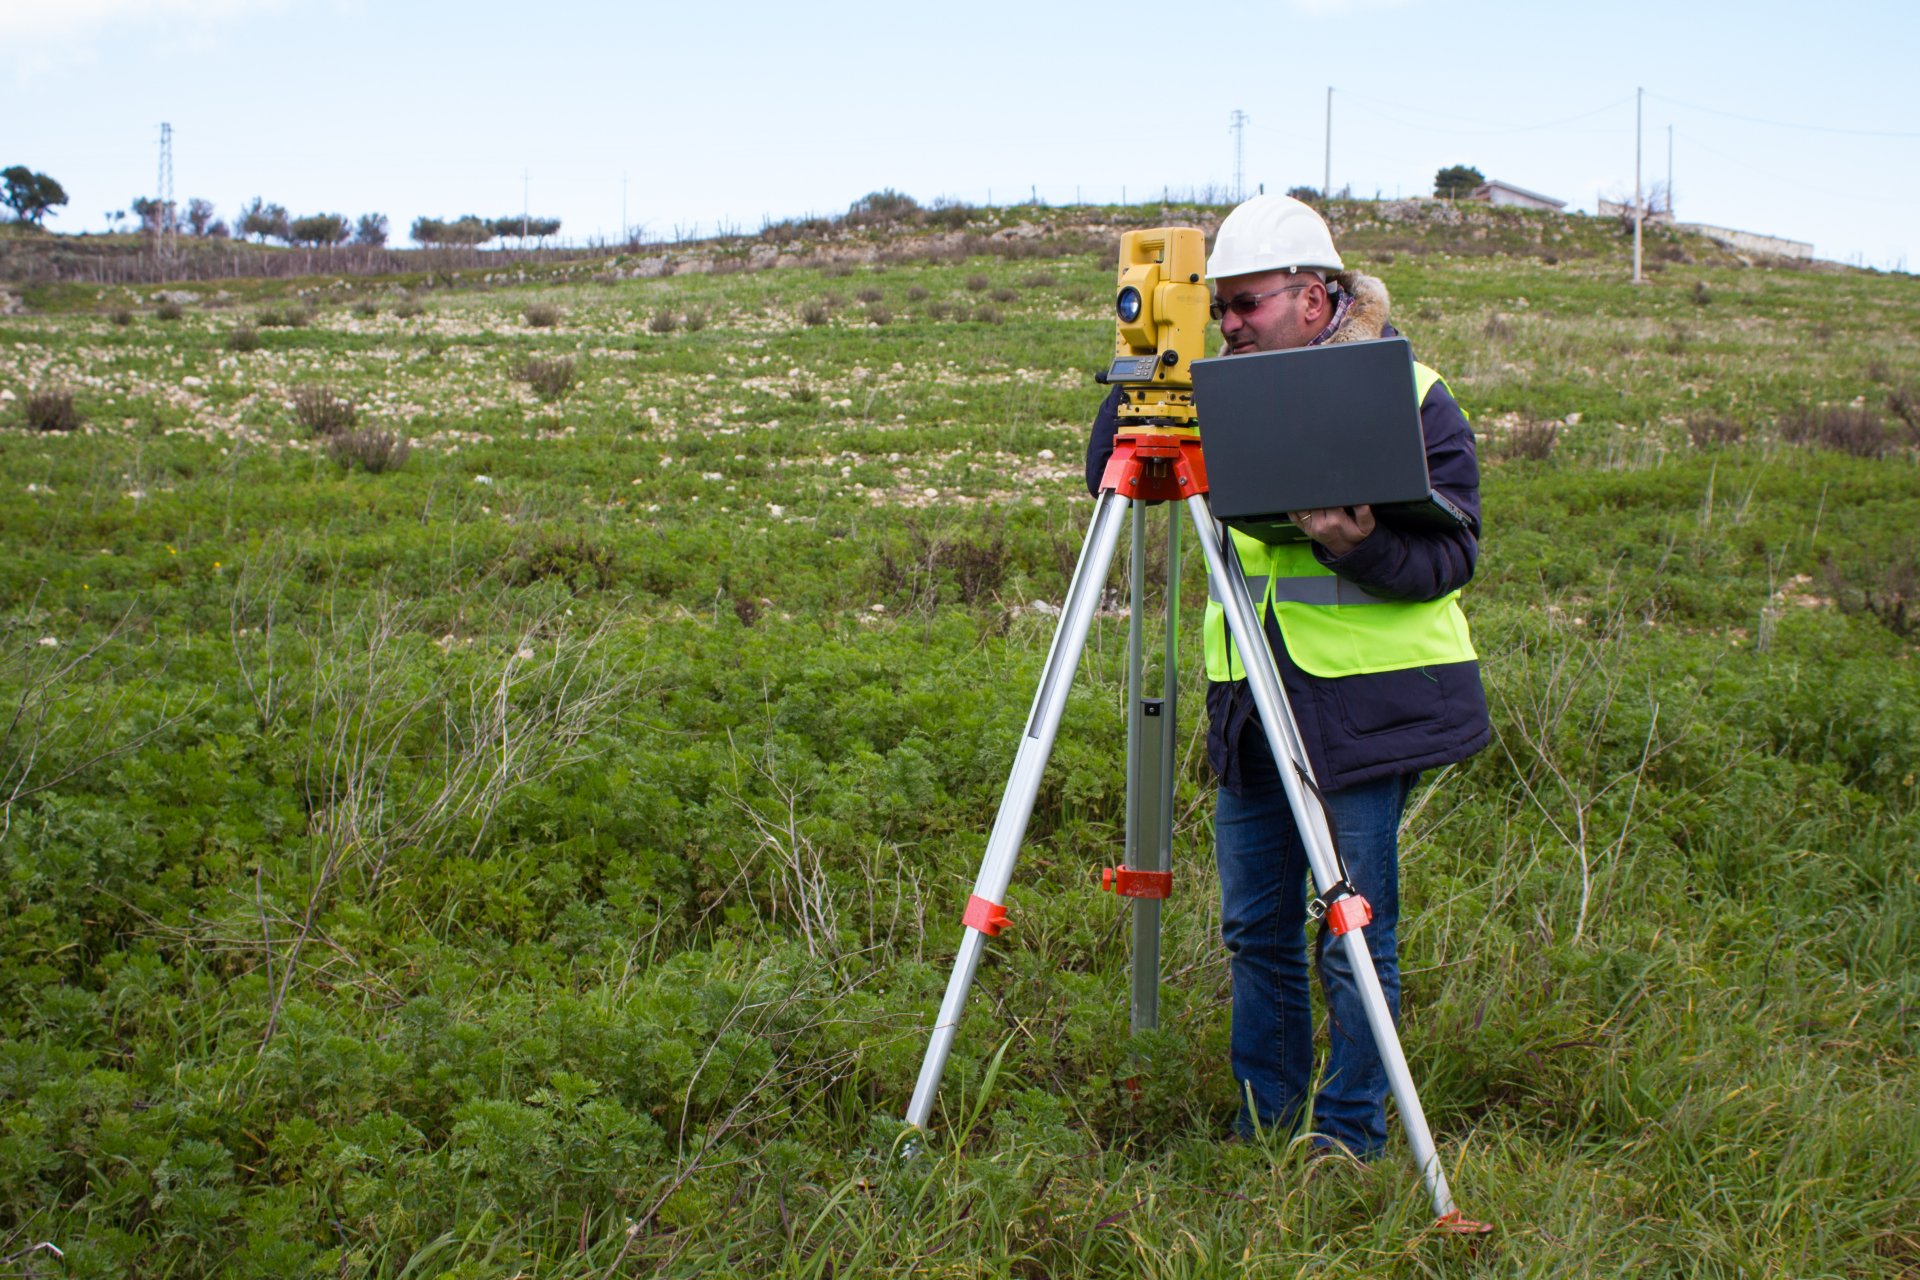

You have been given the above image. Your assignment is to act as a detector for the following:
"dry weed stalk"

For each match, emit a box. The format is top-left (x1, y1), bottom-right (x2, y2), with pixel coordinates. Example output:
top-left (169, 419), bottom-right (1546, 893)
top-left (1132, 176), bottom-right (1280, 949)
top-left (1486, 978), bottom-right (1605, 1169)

top-left (259, 590), bottom-right (636, 1045)
top-left (1490, 590), bottom-right (1693, 942)
top-left (1, 593), bottom-right (197, 842)
top-left (722, 735), bottom-right (839, 958)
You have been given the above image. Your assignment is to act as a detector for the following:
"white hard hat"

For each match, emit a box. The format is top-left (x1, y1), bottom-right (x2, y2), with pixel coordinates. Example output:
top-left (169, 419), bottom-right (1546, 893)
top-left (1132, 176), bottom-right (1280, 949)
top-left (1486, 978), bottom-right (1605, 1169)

top-left (1206, 193), bottom-right (1344, 279)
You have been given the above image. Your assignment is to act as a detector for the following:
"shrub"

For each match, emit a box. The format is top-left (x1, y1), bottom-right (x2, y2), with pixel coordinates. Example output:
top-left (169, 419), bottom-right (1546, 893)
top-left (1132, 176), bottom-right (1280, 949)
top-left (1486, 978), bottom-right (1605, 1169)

top-left (1482, 313), bottom-right (1513, 341)
top-left (394, 296), bottom-right (425, 319)
top-left (325, 426), bottom-right (410, 473)
top-left (1685, 413), bottom-right (1745, 449)
top-left (925, 199), bottom-right (973, 230)
top-left (352, 300), bottom-right (379, 318)
top-left (683, 308), bottom-right (709, 333)
top-left (524, 302), bottom-right (562, 328)
top-left (799, 301), bottom-right (829, 327)
top-left (1020, 273), bottom-right (1053, 289)
top-left (1779, 405), bottom-right (1887, 458)
top-left (925, 301), bottom-right (954, 321)
top-left (1822, 541), bottom-right (1919, 640)
top-left (1888, 385), bottom-right (1920, 446)
top-left (283, 305), bottom-right (316, 327)
top-left (1692, 281), bottom-right (1712, 306)
top-left (290, 385), bottom-right (357, 435)
top-left (513, 530), bottom-right (616, 593)
top-left (846, 189), bottom-right (921, 227)
top-left (24, 386), bottom-right (82, 432)
top-left (965, 274), bottom-right (990, 292)
top-left (111, 308), bottom-right (133, 326)
top-left (648, 310), bottom-right (679, 334)
top-left (155, 300), bottom-right (183, 321)
top-left (225, 325), bottom-right (261, 353)
top-left (1864, 356), bottom-right (1891, 383)
top-left (822, 262), bottom-right (853, 278)
top-left (906, 285), bottom-right (929, 302)
top-left (973, 305), bottom-right (1003, 325)
top-left (864, 303), bottom-right (892, 326)
top-left (515, 356), bottom-right (577, 400)
top-left (990, 286), bottom-right (1018, 304)
top-left (1501, 421), bottom-right (1558, 461)
top-left (855, 287), bottom-right (883, 304)
top-left (1286, 185), bottom-right (1322, 203)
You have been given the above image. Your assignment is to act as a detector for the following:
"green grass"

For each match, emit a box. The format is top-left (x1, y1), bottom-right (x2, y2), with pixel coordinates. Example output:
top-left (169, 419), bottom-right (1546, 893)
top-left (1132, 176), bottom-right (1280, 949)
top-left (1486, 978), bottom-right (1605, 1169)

top-left (2, 203), bottom-right (1917, 1277)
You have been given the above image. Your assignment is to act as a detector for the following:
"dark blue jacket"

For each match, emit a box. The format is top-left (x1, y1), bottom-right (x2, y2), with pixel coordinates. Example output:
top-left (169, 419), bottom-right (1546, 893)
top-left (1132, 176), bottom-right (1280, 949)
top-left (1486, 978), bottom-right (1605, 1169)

top-left (1084, 329), bottom-right (1491, 793)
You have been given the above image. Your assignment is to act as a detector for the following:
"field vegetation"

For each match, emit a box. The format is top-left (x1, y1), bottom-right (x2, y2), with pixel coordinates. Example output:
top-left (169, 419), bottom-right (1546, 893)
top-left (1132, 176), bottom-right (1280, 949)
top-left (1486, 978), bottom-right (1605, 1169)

top-left (2, 199), bottom-right (1917, 1277)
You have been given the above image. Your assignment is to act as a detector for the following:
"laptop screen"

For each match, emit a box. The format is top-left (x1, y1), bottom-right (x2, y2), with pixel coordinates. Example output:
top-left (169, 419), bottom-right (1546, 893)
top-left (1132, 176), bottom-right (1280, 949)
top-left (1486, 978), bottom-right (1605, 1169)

top-left (1192, 337), bottom-right (1433, 524)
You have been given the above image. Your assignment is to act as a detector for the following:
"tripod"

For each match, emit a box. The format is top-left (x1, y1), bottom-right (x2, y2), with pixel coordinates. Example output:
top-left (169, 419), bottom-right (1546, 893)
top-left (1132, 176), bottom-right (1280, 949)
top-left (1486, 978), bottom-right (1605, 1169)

top-left (901, 424), bottom-right (1486, 1234)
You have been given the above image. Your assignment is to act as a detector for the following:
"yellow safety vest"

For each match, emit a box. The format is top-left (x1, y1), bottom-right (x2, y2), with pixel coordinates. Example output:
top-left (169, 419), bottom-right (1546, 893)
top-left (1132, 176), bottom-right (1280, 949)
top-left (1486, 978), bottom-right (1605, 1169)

top-left (1202, 363), bottom-right (1478, 681)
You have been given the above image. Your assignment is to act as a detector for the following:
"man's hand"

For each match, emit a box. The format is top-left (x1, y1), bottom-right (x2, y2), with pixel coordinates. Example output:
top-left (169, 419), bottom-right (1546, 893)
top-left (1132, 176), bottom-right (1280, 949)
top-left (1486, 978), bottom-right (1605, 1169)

top-left (1289, 505), bottom-right (1375, 557)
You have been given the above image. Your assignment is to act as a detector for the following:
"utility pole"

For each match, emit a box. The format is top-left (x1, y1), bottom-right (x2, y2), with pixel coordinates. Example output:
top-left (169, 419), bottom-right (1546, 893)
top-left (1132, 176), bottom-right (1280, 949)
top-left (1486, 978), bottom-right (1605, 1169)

top-left (1632, 87), bottom-right (1644, 284)
top-left (622, 172), bottom-right (628, 244)
top-left (1324, 88), bottom-right (1334, 198)
top-left (155, 122), bottom-right (175, 260)
top-left (522, 169), bottom-right (530, 244)
top-left (1229, 109), bottom-right (1248, 202)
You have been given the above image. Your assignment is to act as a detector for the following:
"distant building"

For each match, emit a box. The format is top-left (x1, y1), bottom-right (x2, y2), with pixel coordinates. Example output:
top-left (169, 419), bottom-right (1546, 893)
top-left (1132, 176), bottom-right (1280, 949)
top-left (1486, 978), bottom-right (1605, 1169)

top-left (1596, 198), bottom-right (1813, 260)
top-left (1469, 180), bottom-right (1567, 212)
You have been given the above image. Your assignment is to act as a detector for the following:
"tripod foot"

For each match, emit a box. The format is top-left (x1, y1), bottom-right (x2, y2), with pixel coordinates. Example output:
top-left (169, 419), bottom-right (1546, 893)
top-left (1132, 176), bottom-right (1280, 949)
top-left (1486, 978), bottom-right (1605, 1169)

top-left (1433, 1209), bottom-right (1494, 1236)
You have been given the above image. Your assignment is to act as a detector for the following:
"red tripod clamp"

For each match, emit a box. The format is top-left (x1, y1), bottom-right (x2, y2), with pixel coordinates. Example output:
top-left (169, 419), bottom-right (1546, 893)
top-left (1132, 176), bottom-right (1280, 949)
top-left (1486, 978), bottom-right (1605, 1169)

top-left (1098, 430), bottom-right (1209, 503)
top-left (961, 894), bottom-right (1011, 937)
top-left (1100, 866), bottom-right (1172, 899)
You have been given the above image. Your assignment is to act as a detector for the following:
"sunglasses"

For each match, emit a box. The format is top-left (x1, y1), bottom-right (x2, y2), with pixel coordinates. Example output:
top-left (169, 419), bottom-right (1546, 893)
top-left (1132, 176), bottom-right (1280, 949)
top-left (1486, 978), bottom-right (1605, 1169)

top-left (1209, 283), bottom-right (1317, 321)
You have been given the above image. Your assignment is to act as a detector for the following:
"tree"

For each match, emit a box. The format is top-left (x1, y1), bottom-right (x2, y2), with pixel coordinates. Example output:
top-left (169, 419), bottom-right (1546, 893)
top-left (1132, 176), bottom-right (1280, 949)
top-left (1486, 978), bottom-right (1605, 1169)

top-left (487, 215), bottom-right (561, 243)
top-left (353, 213), bottom-right (388, 247)
top-left (186, 197), bottom-right (216, 236)
top-left (1433, 165), bottom-right (1485, 199)
top-left (130, 196), bottom-right (167, 234)
top-left (289, 213), bottom-right (351, 247)
top-left (1285, 185), bottom-right (1321, 204)
top-left (2, 166), bottom-right (68, 225)
top-left (238, 197), bottom-right (290, 244)
top-left (411, 215), bottom-right (491, 247)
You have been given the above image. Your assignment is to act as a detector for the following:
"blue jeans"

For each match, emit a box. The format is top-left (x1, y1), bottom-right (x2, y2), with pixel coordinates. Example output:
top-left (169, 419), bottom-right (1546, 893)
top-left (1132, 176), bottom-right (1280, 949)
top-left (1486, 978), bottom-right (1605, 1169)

top-left (1215, 744), bottom-right (1412, 1156)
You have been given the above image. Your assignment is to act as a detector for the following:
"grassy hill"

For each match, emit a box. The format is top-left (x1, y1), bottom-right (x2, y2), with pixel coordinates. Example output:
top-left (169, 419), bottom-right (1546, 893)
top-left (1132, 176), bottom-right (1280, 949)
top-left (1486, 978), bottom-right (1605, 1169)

top-left (2, 200), bottom-right (1917, 1277)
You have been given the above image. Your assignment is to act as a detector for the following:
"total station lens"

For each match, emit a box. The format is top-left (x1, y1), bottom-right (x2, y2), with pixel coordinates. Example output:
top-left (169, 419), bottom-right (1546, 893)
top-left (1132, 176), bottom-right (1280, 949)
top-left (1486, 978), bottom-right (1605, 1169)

top-left (1116, 286), bottom-right (1142, 324)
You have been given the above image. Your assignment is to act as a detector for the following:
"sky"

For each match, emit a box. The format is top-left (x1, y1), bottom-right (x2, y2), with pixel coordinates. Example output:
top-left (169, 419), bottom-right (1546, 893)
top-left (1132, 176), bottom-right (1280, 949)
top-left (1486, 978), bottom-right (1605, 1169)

top-left (5, 0), bottom-right (1917, 270)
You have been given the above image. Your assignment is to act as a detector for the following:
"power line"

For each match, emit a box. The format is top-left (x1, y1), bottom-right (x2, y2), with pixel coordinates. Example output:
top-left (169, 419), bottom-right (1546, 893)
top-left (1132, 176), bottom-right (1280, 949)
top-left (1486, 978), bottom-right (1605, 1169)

top-left (1338, 92), bottom-right (1634, 136)
top-left (1649, 92), bottom-right (1920, 139)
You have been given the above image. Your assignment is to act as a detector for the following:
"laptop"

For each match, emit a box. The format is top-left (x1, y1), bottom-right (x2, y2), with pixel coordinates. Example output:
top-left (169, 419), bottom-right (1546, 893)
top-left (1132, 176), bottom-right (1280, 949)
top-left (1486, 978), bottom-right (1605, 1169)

top-left (1190, 337), bottom-right (1471, 545)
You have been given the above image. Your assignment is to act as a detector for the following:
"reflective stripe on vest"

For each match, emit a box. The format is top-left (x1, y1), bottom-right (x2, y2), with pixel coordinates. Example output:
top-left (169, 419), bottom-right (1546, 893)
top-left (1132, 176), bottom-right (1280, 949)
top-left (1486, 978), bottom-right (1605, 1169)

top-left (1203, 360), bottom-right (1478, 681)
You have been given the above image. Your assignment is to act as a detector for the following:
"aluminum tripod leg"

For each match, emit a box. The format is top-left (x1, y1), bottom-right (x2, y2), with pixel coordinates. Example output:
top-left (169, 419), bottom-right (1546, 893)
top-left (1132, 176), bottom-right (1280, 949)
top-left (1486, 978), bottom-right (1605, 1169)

top-left (1183, 495), bottom-right (1459, 1222)
top-left (1124, 502), bottom-right (1180, 1035)
top-left (904, 489), bottom-right (1132, 1130)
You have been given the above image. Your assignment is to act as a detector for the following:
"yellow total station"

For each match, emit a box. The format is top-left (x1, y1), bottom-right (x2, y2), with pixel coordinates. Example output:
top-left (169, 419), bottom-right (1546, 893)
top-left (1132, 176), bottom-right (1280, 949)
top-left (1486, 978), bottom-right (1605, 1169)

top-left (1105, 227), bottom-right (1209, 432)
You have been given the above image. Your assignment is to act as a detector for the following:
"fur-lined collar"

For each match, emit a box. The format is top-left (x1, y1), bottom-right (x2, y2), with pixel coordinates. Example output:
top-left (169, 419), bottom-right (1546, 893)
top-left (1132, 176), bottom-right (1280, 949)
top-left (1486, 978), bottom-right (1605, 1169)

top-left (1324, 272), bottom-right (1390, 344)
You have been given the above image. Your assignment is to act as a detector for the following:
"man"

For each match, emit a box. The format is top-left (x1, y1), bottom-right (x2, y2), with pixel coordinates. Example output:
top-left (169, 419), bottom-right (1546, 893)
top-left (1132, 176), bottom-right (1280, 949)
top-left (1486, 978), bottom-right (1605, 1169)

top-left (1084, 193), bottom-right (1489, 1157)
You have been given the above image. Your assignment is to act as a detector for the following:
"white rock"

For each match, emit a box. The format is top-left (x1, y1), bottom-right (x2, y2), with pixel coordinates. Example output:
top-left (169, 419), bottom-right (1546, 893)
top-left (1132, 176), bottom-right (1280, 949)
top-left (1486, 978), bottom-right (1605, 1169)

top-left (1031, 600), bottom-right (1061, 616)
top-left (473, 474), bottom-right (494, 485)
top-left (1038, 448), bottom-right (1055, 461)
top-left (37, 637), bottom-right (58, 647)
